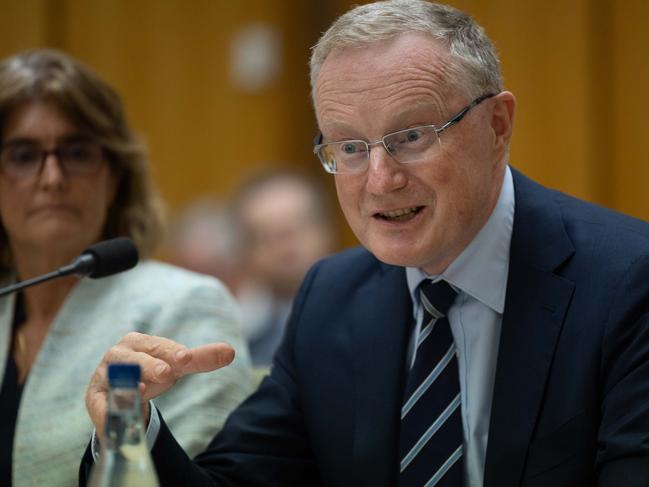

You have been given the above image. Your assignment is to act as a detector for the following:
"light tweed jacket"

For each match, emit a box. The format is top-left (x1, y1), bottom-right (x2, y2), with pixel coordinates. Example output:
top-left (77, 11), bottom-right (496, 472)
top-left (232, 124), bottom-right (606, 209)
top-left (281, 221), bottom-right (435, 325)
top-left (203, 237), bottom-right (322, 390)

top-left (0, 260), bottom-right (254, 487)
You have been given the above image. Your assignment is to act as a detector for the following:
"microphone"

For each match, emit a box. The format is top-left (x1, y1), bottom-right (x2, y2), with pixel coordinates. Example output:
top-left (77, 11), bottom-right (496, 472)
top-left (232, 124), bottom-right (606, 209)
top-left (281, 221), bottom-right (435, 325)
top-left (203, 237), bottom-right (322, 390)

top-left (0, 237), bottom-right (139, 297)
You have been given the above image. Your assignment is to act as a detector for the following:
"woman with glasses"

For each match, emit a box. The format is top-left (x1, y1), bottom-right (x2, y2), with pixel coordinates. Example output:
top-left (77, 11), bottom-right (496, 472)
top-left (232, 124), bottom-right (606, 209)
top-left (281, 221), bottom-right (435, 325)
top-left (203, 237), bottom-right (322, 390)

top-left (0, 49), bottom-right (253, 487)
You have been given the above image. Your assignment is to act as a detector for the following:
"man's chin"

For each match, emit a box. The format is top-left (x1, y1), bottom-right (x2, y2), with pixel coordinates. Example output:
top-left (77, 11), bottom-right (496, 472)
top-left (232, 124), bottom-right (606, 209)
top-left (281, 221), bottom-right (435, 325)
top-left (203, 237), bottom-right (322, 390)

top-left (367, 246), bottom-right (421, 268)
top-left (366, 244), bottom-right (448, 274)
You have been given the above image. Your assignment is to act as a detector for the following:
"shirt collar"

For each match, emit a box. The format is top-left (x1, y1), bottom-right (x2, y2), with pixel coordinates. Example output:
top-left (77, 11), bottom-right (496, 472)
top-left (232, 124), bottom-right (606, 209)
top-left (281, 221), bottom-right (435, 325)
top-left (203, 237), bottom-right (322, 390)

top-left (406, 165), bottom-right (514, 314)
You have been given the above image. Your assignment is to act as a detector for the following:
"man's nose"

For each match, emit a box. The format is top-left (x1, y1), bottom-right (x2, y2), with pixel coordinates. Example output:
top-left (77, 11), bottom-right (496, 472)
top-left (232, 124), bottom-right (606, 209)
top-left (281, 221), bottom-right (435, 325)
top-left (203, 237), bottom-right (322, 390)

top-left (364, 143), bottom-right (407, 194)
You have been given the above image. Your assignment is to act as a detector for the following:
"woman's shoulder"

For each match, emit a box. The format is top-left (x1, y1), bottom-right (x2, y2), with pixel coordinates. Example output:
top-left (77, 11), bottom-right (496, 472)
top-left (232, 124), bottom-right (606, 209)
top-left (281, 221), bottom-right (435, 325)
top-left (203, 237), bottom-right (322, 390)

top-left (130, 260), bottom-right (221, 284)
top-left (97, 259), bottom-right (233, 305)
top-left (126, 259), bottom-right (219, 284)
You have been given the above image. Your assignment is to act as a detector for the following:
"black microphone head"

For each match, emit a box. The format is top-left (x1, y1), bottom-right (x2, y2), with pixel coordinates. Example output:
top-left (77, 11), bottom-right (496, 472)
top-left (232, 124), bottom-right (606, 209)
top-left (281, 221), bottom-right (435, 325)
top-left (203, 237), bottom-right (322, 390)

top-left (82, 237), bottom-right (139, 278)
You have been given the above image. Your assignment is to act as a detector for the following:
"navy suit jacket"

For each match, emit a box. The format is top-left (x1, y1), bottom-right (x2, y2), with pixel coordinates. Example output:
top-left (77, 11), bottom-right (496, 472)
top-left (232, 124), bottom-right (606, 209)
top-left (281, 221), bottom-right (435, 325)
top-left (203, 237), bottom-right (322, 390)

top-left (81, 169), bottom-right (649, 486)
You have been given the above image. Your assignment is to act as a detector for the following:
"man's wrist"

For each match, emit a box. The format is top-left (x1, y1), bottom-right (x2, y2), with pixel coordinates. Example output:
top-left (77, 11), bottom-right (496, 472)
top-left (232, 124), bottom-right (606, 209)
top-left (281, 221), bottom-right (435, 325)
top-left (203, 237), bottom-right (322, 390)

top-left (90, 401), bottom-right (161, 462)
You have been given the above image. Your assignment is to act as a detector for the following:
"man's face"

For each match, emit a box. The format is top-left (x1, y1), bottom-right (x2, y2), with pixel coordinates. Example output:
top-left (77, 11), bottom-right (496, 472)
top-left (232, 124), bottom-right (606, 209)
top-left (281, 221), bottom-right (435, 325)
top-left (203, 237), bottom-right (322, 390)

top-left (314, 33), bottom-right (513, 274)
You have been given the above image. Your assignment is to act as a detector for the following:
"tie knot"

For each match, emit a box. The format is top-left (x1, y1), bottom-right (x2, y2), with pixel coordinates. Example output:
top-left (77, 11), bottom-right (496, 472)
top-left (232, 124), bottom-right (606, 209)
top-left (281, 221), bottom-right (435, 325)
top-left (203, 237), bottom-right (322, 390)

top-left (419, 280), bottom-right (457, 317)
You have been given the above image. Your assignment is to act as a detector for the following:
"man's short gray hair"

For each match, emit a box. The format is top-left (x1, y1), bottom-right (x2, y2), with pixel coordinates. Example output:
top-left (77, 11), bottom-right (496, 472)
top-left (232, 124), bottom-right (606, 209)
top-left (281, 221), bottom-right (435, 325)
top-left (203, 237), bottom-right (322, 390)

top-left (310, 0), bottom-right (502, 101)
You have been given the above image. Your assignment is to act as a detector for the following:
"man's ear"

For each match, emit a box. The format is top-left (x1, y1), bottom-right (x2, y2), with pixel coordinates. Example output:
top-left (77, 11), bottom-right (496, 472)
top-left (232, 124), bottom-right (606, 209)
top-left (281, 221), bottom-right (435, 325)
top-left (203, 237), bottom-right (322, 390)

top-left (491, 91), bottom-right (515, 154)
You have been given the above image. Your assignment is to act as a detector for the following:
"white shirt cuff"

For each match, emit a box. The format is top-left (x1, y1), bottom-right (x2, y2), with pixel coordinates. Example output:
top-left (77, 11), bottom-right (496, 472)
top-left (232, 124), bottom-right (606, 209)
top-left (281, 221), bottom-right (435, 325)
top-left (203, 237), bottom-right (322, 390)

top-left (90, 401), bottom-right (161, 462)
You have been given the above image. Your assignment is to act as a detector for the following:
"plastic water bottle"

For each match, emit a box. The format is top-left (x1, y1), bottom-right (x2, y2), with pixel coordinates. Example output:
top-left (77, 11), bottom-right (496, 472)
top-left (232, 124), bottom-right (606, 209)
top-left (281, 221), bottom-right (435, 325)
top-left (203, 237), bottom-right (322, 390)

top-left (89, 363), bottom-right (159, 487)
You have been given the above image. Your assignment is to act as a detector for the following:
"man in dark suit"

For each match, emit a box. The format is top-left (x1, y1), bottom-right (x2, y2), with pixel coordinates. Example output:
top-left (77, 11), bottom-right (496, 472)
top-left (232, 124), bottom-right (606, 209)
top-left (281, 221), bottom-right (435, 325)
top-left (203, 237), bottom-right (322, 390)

top-left (82, 1), bottom-right (649, 486)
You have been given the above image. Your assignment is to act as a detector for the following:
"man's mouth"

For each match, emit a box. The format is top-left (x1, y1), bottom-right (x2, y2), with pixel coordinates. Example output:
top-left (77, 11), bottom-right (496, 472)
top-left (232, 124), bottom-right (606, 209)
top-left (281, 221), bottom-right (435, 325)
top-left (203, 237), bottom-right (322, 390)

top-left (375, 206), bottom-right (424, 221)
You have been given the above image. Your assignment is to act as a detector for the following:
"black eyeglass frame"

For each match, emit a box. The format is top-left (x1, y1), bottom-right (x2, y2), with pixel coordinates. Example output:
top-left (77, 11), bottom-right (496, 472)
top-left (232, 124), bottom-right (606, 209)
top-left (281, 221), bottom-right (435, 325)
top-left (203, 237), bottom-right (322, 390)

top-left (0, 140), bottom-right (106, 179)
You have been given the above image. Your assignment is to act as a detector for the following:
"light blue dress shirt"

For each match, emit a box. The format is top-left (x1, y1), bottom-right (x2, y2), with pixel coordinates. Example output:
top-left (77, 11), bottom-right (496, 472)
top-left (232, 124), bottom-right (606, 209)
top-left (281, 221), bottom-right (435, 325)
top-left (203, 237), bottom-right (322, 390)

top-left (406, 166), bottom-right (514, 487)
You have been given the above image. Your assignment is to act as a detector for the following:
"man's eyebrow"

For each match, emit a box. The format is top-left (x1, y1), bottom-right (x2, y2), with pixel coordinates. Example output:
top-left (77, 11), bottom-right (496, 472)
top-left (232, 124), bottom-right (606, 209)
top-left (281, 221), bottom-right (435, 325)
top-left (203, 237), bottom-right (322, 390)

top-left (319, 123), bottom-right (362, 142)
top-left (390, 100), bottom-right (446, 123)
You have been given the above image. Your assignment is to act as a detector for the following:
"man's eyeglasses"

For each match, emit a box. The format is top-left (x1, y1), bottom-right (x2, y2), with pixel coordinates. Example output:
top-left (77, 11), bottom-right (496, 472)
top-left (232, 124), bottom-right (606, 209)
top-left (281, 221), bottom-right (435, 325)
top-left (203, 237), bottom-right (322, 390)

top-left (0, 140), bottom-right (106, 179)
top-left (313, 93), bottom-right (495, 175)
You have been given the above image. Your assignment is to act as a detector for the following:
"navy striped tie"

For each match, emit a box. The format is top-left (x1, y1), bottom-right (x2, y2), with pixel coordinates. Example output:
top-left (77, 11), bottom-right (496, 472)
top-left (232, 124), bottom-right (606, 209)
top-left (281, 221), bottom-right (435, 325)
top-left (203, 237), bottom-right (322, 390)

top-left (399, 280), bottom-right (463, 487)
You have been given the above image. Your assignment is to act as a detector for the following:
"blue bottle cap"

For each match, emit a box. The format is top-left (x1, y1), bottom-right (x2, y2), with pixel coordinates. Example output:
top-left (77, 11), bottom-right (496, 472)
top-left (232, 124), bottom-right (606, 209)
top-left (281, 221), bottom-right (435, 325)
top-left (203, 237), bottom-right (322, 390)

top-left (108, 363), bottom-right (141, 388)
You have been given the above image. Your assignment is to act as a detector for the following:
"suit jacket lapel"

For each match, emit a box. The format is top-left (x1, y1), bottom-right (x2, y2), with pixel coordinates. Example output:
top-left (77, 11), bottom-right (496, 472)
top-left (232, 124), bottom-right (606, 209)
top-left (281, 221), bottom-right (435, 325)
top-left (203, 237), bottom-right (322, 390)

top-left (484, 170), bottom-right (576, 487)
top-left (351, 262), bottom-right (413, 487)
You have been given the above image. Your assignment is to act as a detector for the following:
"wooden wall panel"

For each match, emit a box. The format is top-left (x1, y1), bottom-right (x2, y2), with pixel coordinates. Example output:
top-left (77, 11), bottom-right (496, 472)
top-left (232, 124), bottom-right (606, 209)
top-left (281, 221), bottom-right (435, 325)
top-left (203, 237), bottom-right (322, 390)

top-left (60, 0), bottom-right (319, 209)
top-left (472, 0), bottom-right (600, 202)
top-left (0, 0), bottom-right (51, 55)
top-left (610, 0), bottom-right (649, 221)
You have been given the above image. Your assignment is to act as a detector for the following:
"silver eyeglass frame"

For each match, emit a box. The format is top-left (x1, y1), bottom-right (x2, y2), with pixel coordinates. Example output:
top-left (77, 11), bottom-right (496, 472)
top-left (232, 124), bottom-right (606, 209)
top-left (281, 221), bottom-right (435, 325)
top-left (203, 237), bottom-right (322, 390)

top-left (313, 93), bottom-right (495, 175)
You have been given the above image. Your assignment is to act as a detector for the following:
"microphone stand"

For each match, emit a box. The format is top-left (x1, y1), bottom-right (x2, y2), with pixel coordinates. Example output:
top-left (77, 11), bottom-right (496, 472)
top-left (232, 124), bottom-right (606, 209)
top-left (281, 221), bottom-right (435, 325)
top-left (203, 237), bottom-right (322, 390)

top-left (0, 254), bottom-right (95, 298)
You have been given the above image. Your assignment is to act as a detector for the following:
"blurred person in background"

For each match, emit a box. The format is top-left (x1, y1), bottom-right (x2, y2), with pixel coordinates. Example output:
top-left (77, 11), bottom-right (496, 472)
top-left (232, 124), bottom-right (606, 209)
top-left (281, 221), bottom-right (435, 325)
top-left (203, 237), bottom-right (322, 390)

top-left (0, 49), bottom-right (253, 487)
top-left (166, 197), bottom-right (242, 295)
top-left (232, 168), bottom-right (336, 367)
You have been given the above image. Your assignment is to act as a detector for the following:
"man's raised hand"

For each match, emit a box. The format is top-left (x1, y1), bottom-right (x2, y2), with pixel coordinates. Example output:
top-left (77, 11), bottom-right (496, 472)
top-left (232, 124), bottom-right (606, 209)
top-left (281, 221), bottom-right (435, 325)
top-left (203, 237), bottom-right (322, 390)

top-left (86, 332), bottom-right (235, 436)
